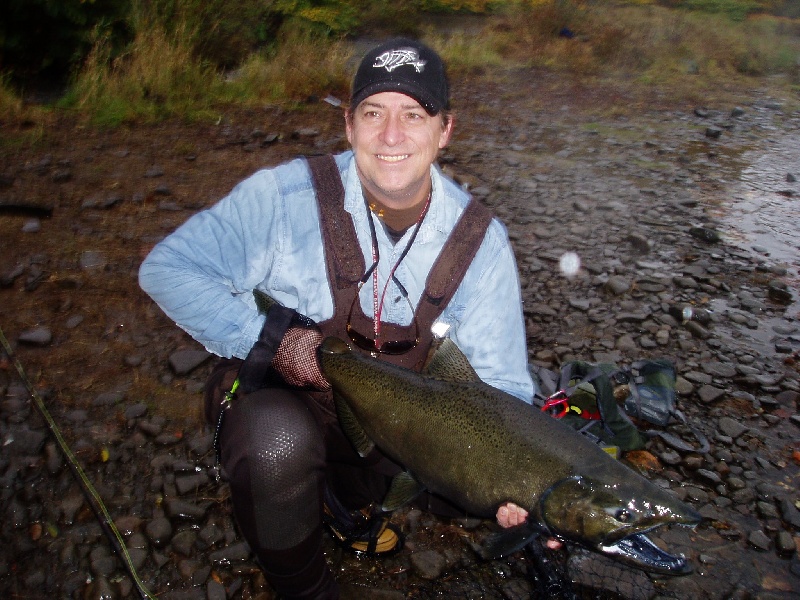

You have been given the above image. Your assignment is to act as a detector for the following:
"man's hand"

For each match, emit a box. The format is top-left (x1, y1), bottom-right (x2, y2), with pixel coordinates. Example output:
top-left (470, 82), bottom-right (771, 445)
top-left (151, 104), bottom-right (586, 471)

top-left (496, 502), bottom-right (562, 550)
top-left (496, 501), bottom-right (528, 528)
top-left (272, 327), bottom-right (331, 391)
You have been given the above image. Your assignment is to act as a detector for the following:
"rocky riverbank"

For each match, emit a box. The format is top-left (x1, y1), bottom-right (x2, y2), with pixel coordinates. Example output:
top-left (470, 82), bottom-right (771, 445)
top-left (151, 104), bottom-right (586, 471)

top-left (1, 70), bottom-right (799, 599)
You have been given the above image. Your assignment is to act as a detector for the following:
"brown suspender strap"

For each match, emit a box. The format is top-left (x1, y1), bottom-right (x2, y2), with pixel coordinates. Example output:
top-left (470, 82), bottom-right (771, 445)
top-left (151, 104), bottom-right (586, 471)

top-left (307, 155), bottom-right (364, 289)
top-left (307, 153), bottom-right (494, 371)
top-left (415, 198), bottom-right (493, 327)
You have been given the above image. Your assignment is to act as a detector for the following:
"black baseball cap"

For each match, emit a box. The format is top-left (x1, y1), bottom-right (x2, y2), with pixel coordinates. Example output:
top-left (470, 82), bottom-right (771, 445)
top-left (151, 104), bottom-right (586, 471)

top-left (350, 38), bottom-right (449, 116)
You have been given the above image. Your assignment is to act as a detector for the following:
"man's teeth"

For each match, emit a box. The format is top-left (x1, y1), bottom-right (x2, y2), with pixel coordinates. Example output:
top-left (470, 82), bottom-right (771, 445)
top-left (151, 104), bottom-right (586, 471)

top-left (378, 154), bottom-right (408, 162)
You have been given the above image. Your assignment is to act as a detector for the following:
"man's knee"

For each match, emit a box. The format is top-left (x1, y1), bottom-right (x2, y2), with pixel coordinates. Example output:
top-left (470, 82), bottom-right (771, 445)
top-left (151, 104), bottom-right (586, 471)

top-left (223, 388), bottom-right (324, 491)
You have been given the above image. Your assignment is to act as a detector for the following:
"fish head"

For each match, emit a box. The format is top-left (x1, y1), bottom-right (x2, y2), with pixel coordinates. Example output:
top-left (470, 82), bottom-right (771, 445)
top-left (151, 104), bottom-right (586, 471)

top-left (538, 475), bottom-right (702, 575)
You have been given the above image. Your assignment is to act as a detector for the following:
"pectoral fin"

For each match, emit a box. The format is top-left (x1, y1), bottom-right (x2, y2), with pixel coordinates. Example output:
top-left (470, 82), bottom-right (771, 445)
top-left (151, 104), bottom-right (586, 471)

top-left (333, 394), bottom-right (374, 457)
top-left (382, 471), bottom-right (427, 511)
top-left (482, 521), bottom-right (545, 559)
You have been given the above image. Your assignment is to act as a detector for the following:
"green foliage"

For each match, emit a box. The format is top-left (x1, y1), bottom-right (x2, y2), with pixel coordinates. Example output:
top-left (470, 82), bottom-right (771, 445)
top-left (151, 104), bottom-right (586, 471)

top-left (146, 0), bottom-right (283, 68)
top-left (62, 21), bottom-right (227, 126)
top-left (678, 0), bottom-right (760, 20)
top-left (229, 26), bottom-right (353, 105)
top-left (274, 0), bottom-right (360, 34)
top-left (418, 0), bottom-right (507, 12)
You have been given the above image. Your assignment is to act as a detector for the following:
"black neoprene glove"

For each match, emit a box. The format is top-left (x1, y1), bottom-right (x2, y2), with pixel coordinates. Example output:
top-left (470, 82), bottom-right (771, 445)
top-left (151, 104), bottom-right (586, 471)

top-left (237, 304), bottom-right (330, 394)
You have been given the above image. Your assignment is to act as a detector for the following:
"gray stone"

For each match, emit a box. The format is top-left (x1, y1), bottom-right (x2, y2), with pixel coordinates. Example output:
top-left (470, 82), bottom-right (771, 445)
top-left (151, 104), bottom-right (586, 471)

top-left (127, 547), bottom-right (148, 571)
top-left (94, 391), bottom-right (124, 406)
top-left (780, 497), bottom-right (800, 529)
top-left (80, 250), bottom-right (107, 269)
top-left (605, 276), bottom-right (630, 295)
top-left (702, 361), bottom-right (737, 378)
top-left (175, 472), bottom-right (210, 496)
top-left (776, 531), bottom-right (796, 555)
top-left (747, 529), bottom-right (771, 551)
top-left (18, 327), bottom-right (52, 346)
top-left (7, 426), bottom-right (47, 455)
top-left (757, 501), bottom-right (779, 519)
top-left (165, 498), bottom-right (208, 521)
top-left (718, 417), bottom-right (747, 439)
top-left (198, 524), bottom-right (224, 548)
top-left (698, 385), bottom-right (726, 404)
top-left (169, 349), bottom-right (212, 375)
top-left (685, 321), bottom-right (711, 339)
top-left (696, 469), bottom-right (722, 485)
top-left (206, 580), bottom-right (227, 600)
top-left (683, 486), bottom-right (710, 504)
top-left (410, 549), bottom-right (447, 580)
top-left (171, 529), bottom-right (198, 556)
top-left (124, 403), bottom-right (148, 420)
top-left (209, 541), bottom-right (250, 565)
top-left (145, 517), bottom-right (173, 548)
top-left (84, 576), bottom-right (116, 600)
top-left (65, 314), bottom-right (84, 329)
top-left (21, 219), bottom-right (40, 233)
top-left (685, 371), bottom-right (712, 385)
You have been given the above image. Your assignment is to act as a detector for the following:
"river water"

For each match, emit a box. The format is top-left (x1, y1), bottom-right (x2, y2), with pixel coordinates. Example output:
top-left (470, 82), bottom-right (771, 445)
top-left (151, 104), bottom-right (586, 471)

top-left (704, 117), bottom-right (800, 355)
top-left (724, 132), bottom-right (800, 268)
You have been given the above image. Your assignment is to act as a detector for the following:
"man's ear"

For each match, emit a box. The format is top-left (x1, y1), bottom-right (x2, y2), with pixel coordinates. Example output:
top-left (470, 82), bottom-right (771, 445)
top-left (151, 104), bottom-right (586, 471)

top-left (439, 114), bottom-right (455, 149)
top-left (344, 110), bottom-right (354, 145)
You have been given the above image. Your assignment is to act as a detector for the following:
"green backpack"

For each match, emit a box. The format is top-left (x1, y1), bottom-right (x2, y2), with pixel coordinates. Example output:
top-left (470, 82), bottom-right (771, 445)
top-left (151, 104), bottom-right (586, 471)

top-left (534, 361), bottom-right (648, 453)
top-left (533, 359), bottom-right (709, 455)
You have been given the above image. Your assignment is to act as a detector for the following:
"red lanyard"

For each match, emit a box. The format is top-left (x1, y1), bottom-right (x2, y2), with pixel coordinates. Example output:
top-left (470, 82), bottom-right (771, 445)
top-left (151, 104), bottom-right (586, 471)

top-left (366, 191), bottom-right (431, 344)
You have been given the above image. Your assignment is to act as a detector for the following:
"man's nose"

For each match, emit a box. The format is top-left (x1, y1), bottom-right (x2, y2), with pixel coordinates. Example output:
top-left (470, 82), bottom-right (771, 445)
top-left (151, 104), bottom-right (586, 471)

top-left (380, 115), bottom-right (404, 146)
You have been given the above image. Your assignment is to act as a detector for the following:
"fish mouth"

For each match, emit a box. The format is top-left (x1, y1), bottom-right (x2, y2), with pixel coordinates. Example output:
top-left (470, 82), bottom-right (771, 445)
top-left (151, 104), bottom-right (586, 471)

top-left (599, 531), bottom-right (692, 576)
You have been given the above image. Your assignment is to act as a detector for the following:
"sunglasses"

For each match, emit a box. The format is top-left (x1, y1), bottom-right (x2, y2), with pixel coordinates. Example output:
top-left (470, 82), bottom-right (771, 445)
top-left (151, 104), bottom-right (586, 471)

top-left (349, 189), bottom-right (430, 356)
top-left (346, 274), bottom-right (419, 355)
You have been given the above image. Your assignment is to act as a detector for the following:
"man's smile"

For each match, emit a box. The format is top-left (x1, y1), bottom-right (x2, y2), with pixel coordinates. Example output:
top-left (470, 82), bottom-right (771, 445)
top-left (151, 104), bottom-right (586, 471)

top-left (377, 154), bottom-right (409, 162)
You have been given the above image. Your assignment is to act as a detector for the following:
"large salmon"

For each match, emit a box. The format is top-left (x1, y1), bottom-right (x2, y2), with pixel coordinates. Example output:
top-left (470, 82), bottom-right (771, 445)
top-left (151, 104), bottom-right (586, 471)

top-left (318, 336), bottom-right (702, 575)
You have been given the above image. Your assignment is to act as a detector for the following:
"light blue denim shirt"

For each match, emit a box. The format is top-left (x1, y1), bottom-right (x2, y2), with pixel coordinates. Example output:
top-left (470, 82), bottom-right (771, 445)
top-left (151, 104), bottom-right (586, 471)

top-left (139, 151), bottom-right (535, 402)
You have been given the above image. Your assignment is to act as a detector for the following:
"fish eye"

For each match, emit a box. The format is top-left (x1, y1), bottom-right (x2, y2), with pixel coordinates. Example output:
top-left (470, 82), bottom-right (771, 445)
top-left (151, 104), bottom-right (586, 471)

top-left (616, 509), bottom-right (632, 523)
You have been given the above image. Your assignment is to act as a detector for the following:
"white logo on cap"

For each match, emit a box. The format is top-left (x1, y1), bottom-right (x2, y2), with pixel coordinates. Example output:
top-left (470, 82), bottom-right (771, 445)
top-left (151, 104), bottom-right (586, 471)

top-left (373, 48), bottom-right (426, 73)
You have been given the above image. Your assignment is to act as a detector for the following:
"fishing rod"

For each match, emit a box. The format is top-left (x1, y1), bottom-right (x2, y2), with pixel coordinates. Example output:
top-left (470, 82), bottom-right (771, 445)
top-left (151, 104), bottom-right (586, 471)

top-left (0, 325), bottom-right (157, 600)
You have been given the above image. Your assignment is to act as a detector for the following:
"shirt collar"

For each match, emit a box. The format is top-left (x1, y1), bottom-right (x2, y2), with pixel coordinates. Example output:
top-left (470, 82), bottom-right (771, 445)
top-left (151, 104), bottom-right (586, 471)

top-left (342, 152), bottom-right (452, 245)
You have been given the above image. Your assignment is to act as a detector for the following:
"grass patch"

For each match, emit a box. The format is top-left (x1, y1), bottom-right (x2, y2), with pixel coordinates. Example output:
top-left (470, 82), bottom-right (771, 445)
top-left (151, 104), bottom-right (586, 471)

top-left (0, 75), bottom-right (55, 152)
top-left (226, 26), bottom-right (354, 107)
top-left (61, 18), bottom-right (229, 126)
top-left (425, 29), bottom-right (506, 77)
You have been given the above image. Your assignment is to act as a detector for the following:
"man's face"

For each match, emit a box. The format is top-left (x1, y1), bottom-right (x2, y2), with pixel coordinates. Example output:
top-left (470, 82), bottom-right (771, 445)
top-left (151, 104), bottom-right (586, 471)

top-left (346, 91), bottom-right (453, 210)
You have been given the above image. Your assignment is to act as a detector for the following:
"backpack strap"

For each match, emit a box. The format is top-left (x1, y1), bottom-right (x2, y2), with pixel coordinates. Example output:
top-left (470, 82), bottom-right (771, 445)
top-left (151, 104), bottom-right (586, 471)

top-left (624, 360), bottom-right (710, 454)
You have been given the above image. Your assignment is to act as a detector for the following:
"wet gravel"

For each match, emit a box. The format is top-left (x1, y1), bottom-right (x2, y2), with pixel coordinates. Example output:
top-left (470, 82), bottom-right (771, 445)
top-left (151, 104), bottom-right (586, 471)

top-left (1, 71), bottom-right (799, 599)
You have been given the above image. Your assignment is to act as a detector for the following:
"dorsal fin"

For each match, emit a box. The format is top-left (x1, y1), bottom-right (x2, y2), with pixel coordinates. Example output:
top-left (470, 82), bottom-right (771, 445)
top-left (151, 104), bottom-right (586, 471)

top-left (422, 338), bottom-right (481, 382)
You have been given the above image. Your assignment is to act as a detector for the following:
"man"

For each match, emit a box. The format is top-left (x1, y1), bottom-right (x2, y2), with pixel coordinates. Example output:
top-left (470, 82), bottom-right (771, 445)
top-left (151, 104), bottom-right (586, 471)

top-left (140, 38), bottom-right (535, 600)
